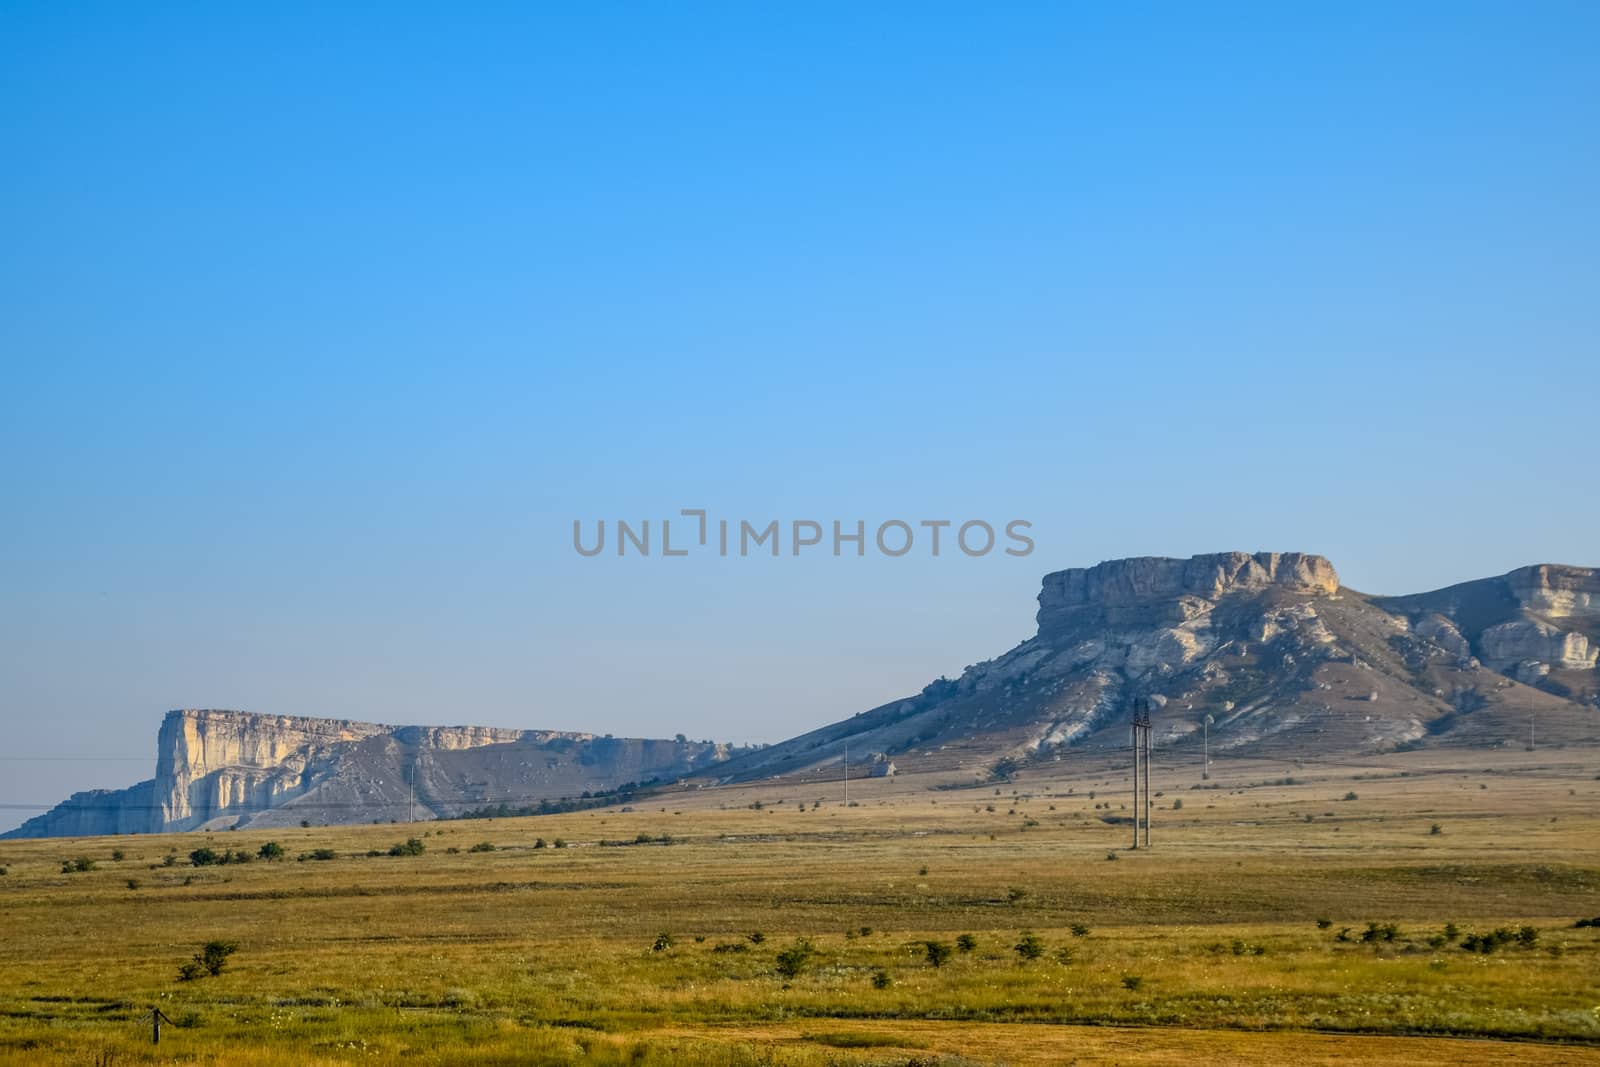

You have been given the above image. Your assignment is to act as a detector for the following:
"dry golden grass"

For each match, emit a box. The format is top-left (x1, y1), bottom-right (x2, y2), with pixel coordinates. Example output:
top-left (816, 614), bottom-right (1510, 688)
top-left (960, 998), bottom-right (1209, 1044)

top-left (1, 747), bottom-right (1598, 1064)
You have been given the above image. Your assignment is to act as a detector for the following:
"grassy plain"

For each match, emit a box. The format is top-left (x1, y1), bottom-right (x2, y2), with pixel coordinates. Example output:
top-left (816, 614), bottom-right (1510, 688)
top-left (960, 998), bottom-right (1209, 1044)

top-left (1, 748), bottom-right (1599, 1065)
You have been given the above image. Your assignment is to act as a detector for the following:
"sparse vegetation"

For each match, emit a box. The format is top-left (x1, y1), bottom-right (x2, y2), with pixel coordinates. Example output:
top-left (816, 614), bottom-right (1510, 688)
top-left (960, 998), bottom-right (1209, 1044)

top-left (0, 756), bottom-right (1595, 1063)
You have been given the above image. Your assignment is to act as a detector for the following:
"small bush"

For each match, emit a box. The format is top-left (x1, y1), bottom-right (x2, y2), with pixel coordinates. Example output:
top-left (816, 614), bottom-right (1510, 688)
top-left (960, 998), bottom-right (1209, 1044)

top-left (257, 842), bottom-right (286, 861)
top-left (1070, 922), bottom-right (1090, 937)
top-left (1342, 791), bottom-right (1358, 801)
top-left (924, 940), bottom-right (953, 968)
top-left (126, 878), bottom-right (141, 890)
top-left (871, 967), bottom-right (892, 989)
top-left (1105, 851), bottom-right (1119, 861)
top-left (1121, 973), bottom-right (1144, 991)
top-left (775, 938), bottom-right (814, 979)
top-left (651, 932), bottom-right (673, 952)
top-left (1006, 886), bottom-right (1029, 903)
top-left (955, 934), bottom-right (977, 953)
top-left (1014, 932), bottom-right (1045, 960)
top-left (111, 849), bottom-right (126, 861)
top-left (711, 942), bottom-right (747, 953)
top-left (189, 848), bottom-right (221, 867)
top-left (179, 939), bottom-right (238, 980)
top-left (1315, 918), bottom-right (1332, 930)
top-left (468, 841), bottom-right (496, 853)
top-left (388, 838), bottom-right (425, 857)
top-left (552, 838), bottom-right (567, 849)
top-left (1444, 922), bottom-right (1460, 941)
top-left (1516, 925), bottom-right (1539, 948)
top-left (747, 931), bottom-right (766, 945)
top-left (61, 857), bottom-right (96, 873)
top-left (1172, 798), bottom-right (1183, 810)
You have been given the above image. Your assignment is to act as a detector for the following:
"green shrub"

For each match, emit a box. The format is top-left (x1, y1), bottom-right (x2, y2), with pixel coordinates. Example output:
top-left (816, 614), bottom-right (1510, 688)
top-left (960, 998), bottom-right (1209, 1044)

top-left (871, 967), bottom-right (892, 989)
top-left (533, 837), bottom-right (547, 849)
top-left (179, 939), bottom-right (238, 980)
top-left (257, 841), bottom-right (286, 861)
top-left (1070, 922), bottom-right (1090, 937)
top-left (652, 932), bottom-right (674, 952)
top-left (1316, 918), bottom-right (1332, 930)
top-left (775, 939), bottom-right (814, 979)
top-left (189, 847), bottom-right (220, 867)
top-left (61, 857), bottom-right (95, 873)
top-left (923, 940), bottom-right (953, 967)
top-left (955, 934), bottom-right (977, 953)
top-left (388, 838), bottom-right (425, 857)
top-left (1121, 973), bottom-right (1144, 991)
top-left (1014, 932), bottom-right (1045, 960)
top-left (468, 841), bottom-right (496, 853)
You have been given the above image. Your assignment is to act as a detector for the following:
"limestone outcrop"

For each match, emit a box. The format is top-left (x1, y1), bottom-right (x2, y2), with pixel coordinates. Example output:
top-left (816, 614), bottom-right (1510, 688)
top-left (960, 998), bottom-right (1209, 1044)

top-left (4, 709), bottom-right (738, 839)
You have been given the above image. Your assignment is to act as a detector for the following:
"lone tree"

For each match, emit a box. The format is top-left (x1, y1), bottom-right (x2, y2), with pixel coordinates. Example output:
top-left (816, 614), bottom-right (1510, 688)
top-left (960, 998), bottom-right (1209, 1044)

top-left (257, 841), bottom-right (286, 861)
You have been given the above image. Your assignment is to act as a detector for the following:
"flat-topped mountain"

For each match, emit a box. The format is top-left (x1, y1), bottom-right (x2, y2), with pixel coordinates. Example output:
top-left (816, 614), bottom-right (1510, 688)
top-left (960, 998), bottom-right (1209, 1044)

top-left (11, 553), bottom-right (1599, 838)
top-left (711, 553), bottom-right (1600, 784)
top-left (3, 709), bottom-right (738, 839)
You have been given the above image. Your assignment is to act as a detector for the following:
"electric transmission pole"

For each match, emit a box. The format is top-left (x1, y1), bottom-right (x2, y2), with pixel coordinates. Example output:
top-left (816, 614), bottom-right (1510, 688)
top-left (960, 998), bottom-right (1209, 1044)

top-left (1130, 698), bottom-right (1153, 849)
top-left (1130, 708), bottom-right (1141, 850)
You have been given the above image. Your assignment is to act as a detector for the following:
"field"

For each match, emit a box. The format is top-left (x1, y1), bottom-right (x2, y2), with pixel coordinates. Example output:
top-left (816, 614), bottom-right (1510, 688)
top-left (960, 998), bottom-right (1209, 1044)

top-left (2, 748), bottom-right (1599, 1065)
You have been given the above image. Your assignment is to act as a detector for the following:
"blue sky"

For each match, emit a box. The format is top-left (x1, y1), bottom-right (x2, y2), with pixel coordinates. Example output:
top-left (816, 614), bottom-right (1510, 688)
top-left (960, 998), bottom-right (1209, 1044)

top-left (2, 3), bottom-right (1596, 828)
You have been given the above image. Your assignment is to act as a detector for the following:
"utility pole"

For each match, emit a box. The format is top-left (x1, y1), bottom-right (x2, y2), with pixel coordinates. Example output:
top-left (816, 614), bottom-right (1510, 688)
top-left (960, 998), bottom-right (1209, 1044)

top-left (843, 743), bottom-right (849, 807)
top-left (1142, 705), bottom-right (1152, 848)
top-left (1203, 713), bottom-right (1213, 780)
top-left (1130, 698), bottom-right (1153, 849)
top-left (408, 759), bottom-right (416, 823)
top-left (1130, 709), bottom-right (1141, 850)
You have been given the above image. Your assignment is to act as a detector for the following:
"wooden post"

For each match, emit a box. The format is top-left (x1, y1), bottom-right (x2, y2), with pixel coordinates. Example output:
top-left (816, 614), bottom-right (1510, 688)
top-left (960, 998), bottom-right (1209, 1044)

top-left (150, 1007), bottom-right (173, 1044)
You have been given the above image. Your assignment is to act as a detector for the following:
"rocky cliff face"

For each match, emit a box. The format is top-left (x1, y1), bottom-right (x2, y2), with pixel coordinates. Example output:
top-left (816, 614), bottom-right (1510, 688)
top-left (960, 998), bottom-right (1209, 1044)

top-left (4, 710), bottom-right (738, 839)
top-left (713, 553), bottom-right (1600, 785)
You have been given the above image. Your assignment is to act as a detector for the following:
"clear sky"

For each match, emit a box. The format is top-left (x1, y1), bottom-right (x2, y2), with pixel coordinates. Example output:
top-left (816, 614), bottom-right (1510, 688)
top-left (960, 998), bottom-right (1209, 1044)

top-left (2, 3), bottom-right (1596, 830)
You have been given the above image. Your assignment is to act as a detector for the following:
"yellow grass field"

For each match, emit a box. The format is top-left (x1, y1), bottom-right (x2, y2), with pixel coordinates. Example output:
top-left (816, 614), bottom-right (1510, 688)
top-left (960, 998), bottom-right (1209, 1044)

top-left (2, 749), bottom-right (1598, 1065)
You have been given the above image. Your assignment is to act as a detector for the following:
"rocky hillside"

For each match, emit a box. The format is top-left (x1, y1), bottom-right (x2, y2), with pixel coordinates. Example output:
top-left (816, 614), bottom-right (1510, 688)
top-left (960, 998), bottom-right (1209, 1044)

top-left (3, 709), bottom-right (739, 838)
top-left (12, 553), bottom-right (1599, 838)
top-left (709, 553), bottom-right (1600, 784)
